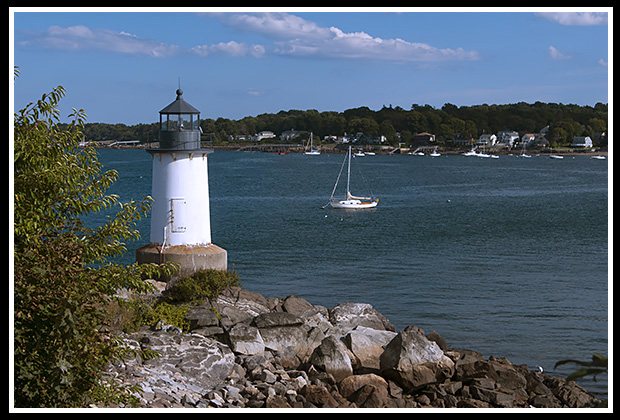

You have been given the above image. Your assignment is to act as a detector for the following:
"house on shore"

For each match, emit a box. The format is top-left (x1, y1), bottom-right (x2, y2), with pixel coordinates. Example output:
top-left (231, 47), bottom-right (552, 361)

top-left (477, 133), bottom-right (497, 146)
top-left (571, 136), bottom-right (593, 148)
top-left (497, 130), bottom-right (519, 147)
top-left (254, 131), bottom-right (276, 141)
top-left (521, 133), bottom-right (536, 145)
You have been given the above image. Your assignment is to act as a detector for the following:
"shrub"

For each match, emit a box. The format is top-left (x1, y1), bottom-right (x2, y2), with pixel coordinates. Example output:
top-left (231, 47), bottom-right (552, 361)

top-left (13, 76), bottom-right (175, 407)
top-left (162, 269), bottom-right (241, 305)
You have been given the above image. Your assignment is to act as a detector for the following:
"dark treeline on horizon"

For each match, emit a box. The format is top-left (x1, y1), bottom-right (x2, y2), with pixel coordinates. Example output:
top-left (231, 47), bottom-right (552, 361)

top-left (77, 101), bottom-right (608, 148)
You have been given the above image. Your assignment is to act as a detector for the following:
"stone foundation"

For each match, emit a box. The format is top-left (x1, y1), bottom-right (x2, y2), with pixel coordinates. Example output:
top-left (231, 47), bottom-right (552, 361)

top-left (136, 243), bottom-right (227, 282)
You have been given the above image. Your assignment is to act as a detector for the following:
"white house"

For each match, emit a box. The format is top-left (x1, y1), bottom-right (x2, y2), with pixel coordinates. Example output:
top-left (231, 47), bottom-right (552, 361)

top-left (498, 131), bottom-right (519, 147)
top-left (280, 129), bottom-right (303, 141)
top-left (477, 133), bottom-right (497, 146)
top-left (254, 131), bottom-right (276, 141)
top-left (521, 133), bottom-right (536, 145)
top-left (571, 136), bottom-right (593, 148)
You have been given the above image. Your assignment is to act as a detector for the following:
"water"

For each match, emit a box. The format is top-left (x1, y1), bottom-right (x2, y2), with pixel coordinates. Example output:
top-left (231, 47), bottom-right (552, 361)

top-left (97, 149), bottom-right (609, 396)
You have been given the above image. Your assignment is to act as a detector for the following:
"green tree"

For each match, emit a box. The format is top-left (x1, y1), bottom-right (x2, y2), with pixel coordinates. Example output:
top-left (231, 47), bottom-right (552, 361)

top-left (379, 120), bottom-right (397, 144)
top-left (13, 80), bottom-right (174, 407)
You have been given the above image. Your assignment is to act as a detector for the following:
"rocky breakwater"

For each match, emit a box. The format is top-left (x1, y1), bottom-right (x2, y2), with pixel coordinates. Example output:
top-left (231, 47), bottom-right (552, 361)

top-left (107, 287), bottom-right (603, 408)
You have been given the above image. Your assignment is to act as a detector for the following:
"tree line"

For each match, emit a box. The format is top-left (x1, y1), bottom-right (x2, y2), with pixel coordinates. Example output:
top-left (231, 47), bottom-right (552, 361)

top-left (79, 101), bottom-right (608, 148)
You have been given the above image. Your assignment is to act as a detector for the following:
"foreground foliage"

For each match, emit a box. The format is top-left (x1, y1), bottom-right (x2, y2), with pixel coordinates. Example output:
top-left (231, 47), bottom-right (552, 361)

top-left (13, 78), bottom-right (174, 407)
top-left (555, 353), bottom-right (608, 382)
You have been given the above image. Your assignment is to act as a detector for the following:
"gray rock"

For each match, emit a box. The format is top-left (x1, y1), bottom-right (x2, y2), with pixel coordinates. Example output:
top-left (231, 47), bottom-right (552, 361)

top-left (226, 322), bottom-right (265, 356)
top-left (328, 302), bottom-right (395, 333)
top-left (344, 326), bottom-right (397, 372)
top-left (380, 326), bottom-right (455, 390)
top-left (185, 305), bottom-right (219, 330)
top-left (139, 332), bottom-right (236, 391)
top-left (309, 335), bottom-right (353, 382)
top-left (281, 295), bottom-right (314, 315)
top-left (253, 312), bottom-right (303, 328)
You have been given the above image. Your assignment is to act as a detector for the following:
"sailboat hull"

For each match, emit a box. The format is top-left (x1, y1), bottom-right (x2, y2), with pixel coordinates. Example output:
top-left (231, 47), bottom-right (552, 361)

top-left (330, 199), bottom-right (378, 209)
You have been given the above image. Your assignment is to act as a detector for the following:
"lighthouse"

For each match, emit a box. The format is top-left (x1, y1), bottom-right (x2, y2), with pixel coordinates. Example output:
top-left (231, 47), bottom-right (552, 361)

top-left (136, 88), bottom-right (227, 282)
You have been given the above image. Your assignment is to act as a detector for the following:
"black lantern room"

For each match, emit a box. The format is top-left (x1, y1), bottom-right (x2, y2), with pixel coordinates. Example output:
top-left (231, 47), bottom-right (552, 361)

top-left (158, 88), bottom-right (201, 150)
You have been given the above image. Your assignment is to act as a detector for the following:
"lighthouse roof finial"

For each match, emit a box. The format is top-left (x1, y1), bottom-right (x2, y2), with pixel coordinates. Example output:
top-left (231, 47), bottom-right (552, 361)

top-left (160, 86), bottom-right (199, 115)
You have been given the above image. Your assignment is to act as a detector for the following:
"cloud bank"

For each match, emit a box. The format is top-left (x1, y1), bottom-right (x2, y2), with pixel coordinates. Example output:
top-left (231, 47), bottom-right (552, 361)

top-left (17, 12), bottom-right (480, 63)
top-left (215, 12), bottom-right (480, 62)
top-left (18, 25), bottom-right (182, 58)
top-left (535, 12), bottom-right (608, 26)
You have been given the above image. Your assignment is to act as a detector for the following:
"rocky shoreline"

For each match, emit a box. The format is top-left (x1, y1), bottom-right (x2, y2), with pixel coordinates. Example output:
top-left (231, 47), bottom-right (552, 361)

top-left (106, 286), bottom-right (604, 409)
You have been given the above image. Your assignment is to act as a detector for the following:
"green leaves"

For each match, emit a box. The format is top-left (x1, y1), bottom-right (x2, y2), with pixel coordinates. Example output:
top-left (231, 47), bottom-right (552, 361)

top-left (554, 353), bottom-right (608, 382)
top-left (13, 79), bottom-right (173, 407)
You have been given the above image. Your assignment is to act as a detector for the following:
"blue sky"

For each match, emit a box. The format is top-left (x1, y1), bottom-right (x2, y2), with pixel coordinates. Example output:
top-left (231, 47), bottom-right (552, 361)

top-left (11, 8), bottom-right (611, 125)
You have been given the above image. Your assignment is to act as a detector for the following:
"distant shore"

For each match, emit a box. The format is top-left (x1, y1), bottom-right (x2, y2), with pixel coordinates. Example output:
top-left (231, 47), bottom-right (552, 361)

top-left (92, 141), bottom-right (608, 157)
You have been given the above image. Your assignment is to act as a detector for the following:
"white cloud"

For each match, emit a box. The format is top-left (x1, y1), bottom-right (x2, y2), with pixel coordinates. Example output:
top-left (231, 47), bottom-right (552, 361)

top-left (214, 12), bottom-right (480, 63)
top-left (217, 12), bottom-right (331, 42)
top-left (20, 25), bottom-right (181, 58)
top-left (191, 41), bottom-right (265, 57)
top-left (548, 45), bottom-right (572, 60)
top-left (18, 25), bottom-right (265, 59)
top-left (535, 12), bottom-right (608, 26)
top-left (247, 88), bottom-right (263, 96)
top-left (598, 58), bottom-right (608, 67)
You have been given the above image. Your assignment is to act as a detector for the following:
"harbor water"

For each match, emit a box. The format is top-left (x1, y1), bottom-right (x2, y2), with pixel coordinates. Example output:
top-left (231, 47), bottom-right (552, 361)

top-left (96, 148), bottom-right (609, 396)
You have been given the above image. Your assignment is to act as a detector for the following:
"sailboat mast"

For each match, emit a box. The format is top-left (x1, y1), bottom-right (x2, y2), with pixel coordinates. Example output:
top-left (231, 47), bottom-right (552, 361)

top-left (346, 145), bottom-right (351, 197)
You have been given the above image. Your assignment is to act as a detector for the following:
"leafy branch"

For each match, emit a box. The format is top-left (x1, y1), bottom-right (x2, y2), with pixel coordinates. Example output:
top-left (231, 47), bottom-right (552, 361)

top-left (554, 353), bottom-right (608, 382)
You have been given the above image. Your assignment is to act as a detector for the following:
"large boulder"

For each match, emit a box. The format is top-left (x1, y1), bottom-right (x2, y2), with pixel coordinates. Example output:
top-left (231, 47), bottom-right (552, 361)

top-left (343, 326), bottom-right (397, 373)
top-left (136, 331), bottom-right (236, 396)
top-left (309, 335), bottom-right (353, 382)
top-left (226, 322), bottom-right (265, 356)
top-left (338, 373), bottom-right (390, 406)
top-left (380, 326), bottom-right (455, 391)
top-left (328, 302), bottom-right (395, 334)
top-left (280, 295), bottom-right (314, 315)
top-left (252, 312), bottom-right (322, 365)
top-left (214, 287), bottom-right (271, 326)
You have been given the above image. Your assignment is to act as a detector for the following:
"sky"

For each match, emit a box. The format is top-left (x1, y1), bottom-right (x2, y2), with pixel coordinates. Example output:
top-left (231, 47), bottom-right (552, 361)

top-left (10, 8), bottom-right (611, 126)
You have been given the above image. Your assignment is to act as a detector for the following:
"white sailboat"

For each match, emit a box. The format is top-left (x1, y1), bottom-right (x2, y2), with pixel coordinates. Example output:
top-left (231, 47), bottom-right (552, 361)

top-left (326, 146), bottom-right (378, 209)
top-left (304, 132), bottom-right (320, 155)
top-left (548, 147), bottom-right (563, 159)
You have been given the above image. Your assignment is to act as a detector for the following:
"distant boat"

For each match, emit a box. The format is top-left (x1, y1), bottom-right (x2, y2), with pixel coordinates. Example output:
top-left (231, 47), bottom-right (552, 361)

top-left (463, 147), bottom-right (486, 157)
top-left (304, 132), bottom-right (320, 155)
top-left (325, 146), bottom-right (378, 209)
top-left (590, 155), bottom-right (606, 160)
top-left (354, 150), bottom-right (365, 157)
top-left (549, 148), bottom-right (564, 159)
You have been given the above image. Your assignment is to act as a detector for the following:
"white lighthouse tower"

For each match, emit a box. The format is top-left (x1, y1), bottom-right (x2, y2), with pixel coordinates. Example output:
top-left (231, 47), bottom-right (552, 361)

top-left (136, 88), bottom-right (227, 281)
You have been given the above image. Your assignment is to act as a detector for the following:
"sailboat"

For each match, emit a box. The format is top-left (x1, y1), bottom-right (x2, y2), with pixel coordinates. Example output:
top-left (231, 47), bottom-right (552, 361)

top-left (548, 147), bottom-right (563, 159)
top-left (304, 132), bottom-right (320, 155)
top-left (326, 146), bottom-right (378, 209)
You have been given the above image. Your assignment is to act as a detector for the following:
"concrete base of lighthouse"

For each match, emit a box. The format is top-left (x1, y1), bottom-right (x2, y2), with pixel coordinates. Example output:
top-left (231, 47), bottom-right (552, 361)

top-left (136, 243), bottom-right (227, 284)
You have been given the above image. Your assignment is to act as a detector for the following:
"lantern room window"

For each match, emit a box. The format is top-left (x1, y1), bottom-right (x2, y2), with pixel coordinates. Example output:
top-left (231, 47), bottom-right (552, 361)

top-left (161, 113), bottom-right (198, 132)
